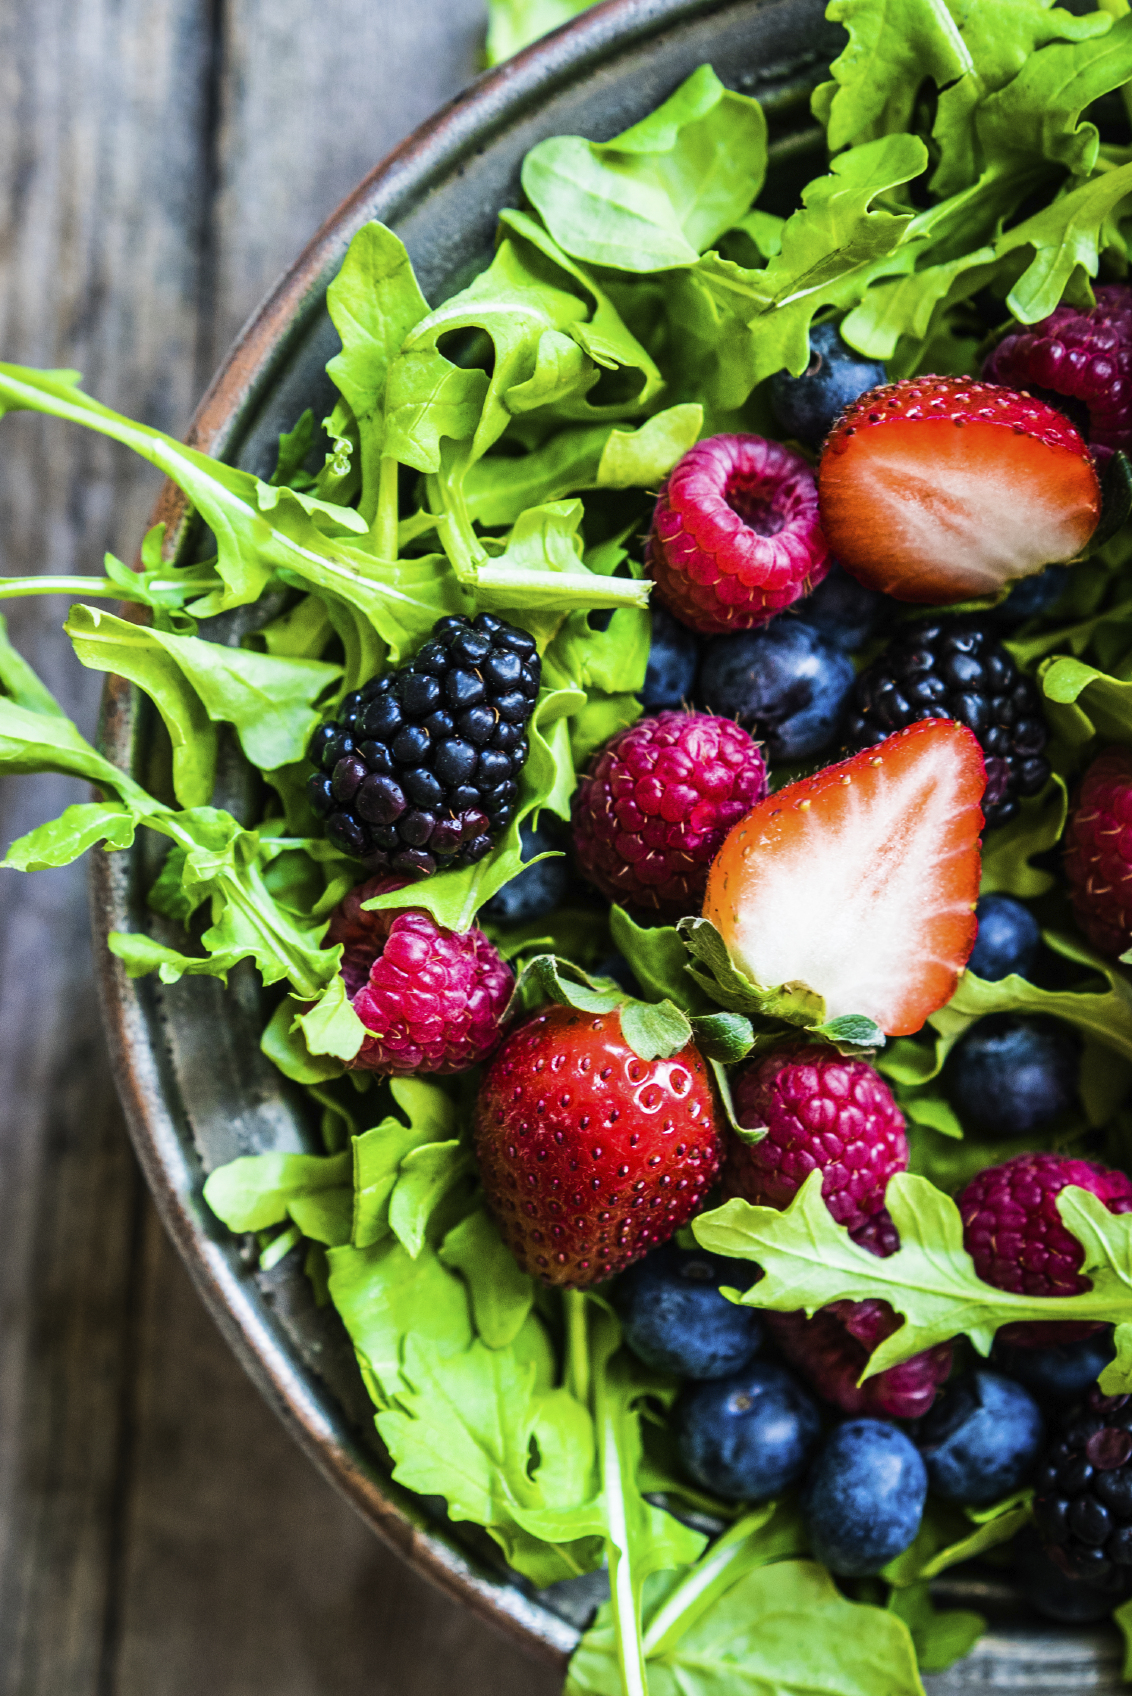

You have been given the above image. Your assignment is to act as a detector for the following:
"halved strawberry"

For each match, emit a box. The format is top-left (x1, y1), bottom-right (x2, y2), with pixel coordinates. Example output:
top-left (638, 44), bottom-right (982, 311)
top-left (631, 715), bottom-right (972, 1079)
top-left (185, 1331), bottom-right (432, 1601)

top-left (818, 376), bottom-right (1100, 604)
top-left (703, 720), bottom-right (985, 1036)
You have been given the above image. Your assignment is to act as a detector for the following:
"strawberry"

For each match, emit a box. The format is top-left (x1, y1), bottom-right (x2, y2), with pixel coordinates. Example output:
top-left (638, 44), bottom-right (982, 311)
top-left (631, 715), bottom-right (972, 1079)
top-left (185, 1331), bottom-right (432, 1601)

top-left (473, 1004), bottom-right (723, 1288)
top-left (818, 376), bottom-right (1100, 604)
top-left (703, 720), bottom-right (985, 1037)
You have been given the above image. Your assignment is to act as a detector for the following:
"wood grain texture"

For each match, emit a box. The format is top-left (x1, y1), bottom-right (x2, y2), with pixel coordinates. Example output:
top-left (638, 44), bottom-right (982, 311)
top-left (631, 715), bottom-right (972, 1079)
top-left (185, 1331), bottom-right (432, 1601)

top-left (0, 1), bottom-right (559, 1690)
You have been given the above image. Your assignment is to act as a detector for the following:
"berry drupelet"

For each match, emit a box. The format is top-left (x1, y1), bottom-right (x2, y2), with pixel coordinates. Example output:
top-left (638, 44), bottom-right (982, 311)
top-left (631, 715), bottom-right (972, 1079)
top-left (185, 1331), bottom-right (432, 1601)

top-left (1033, 1390), bottom-right (1132, 1601)
top-left (844, 617), bottom-right (1051, 828)
top-left (306, 613), bottom-right (540, 877)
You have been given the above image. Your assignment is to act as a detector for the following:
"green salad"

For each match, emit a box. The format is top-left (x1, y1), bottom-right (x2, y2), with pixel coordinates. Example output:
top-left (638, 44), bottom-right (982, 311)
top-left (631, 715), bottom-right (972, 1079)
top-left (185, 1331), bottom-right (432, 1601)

top-left (10, 1), bottom-right (1132, 1690)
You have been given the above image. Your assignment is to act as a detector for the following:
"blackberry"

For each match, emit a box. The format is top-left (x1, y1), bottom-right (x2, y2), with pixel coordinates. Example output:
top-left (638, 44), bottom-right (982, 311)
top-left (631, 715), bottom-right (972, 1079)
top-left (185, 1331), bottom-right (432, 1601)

top-left (1032, 1388), bottom-right (1132, 1602)
top-left (844, 617), bottom-right (1050, 828)
top-left (306, 612), bottom-right (540, 878)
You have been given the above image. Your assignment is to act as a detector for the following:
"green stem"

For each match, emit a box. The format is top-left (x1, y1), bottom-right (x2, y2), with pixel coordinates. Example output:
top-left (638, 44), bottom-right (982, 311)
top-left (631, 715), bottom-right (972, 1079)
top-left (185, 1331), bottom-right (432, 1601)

top-left (595, 1379), bottom-right (649, 1696)
top-left (0, 574), bottom-right (217, 602)
top-left (374, 454), bottom-right (400, 561)
top-left (641, 1509), bottom-right (773, 1658)
top-left (564, 1289), bottom-right (590, 1406)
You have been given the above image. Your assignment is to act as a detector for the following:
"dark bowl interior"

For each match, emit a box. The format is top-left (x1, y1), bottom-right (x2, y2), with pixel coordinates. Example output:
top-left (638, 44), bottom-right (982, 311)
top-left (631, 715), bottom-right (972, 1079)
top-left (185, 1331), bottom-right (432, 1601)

top-left (89, 0), bottom-right (1124, 1679)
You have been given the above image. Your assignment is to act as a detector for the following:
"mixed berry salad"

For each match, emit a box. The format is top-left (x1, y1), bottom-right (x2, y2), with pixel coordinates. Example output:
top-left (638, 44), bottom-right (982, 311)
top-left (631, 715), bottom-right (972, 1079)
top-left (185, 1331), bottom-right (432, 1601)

top-left (9, 8), bottom-right (1132, 1690)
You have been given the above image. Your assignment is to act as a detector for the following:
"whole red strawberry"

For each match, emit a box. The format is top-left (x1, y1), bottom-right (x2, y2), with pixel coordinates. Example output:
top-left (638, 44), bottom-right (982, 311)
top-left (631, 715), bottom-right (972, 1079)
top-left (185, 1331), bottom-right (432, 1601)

top-left (572, 710), bottom-right (767, 919)
top-left (767, 1301), bottom-right (952, 1421)
top-left (818, 375), bottom-right (1100, 604)
top-left (959, 1152), bottom-right (1132, 1347)
top-left (983, 286), bottom-right (1132, 463)
top-left (474, 1004), bottom-right (723, 1286)
top-left (647, 433), bottom-right (830, 634)
top-left (1064, 748), bottom-right (1132, 957)
top-left (326, 876), bottom-right (512, 1074)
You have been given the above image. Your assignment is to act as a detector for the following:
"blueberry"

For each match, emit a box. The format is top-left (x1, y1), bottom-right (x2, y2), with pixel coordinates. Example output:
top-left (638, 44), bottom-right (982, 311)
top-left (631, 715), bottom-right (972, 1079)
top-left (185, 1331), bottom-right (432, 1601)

top-left (968, 894), bottom-right (1042, 982)
top-left (804, 1420), bottom-right (927, 1576)
top-left (699, 621), bottom-right (855, 761)
top-left (992, 565), bottom-right (1070, 629)
top-left (1013, 1526), bottom-right (1130, 1621)
top-left (917, 1370), bottom-right (1044, 1506)
top-left (642, 605), bottom-right (701, 711)
top-left (480, 825), bottom-right (570, 925)
top-left (994, 1331), bottom-right (1116, 1407)
top-left (615, 1243), bottom-right (763, 1380)
top-left (677, 1359), bottom-right (821, 1502)
top-left (770, 320), bottom-right (888, 449)
top-left (945, 1014), bottom-right (1079, 1137)
top-left (592, 954), bottom-right (642, 997)
top-left (794, 562), bottom-right (887, 653)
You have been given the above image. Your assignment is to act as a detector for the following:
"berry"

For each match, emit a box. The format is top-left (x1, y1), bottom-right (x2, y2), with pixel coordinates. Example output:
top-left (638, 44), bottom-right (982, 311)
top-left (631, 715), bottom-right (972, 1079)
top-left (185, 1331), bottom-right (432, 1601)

top-left (725, 1045), bottom-right (908, 1235)
top-left (646, 434), bottom-right (830, 635)
top-left (698, 620), bottom-right (855, 762)
top-left (473, 1004), bottom-right (723, 1287)
top-left (844, 616), bottom-right (1051, 830)
top-left (918, 1370), bottom-right (1044, 1506)
top-left (480, 822), bottom-right (570, 926)
top-left (769, 319), bottom-right (888, 449)
top-left (1032, 1391), bottom-right (1132, 1599)
top-left (803, 1420), bottom-right (927, 1577)
top-left (615, 1242), bottom-right (763, 1380)
top-left (704, 720), bottom-right (984, 1036)
top-left (958, 1153), bottom-right (1132, 1348)
top-left (1013, 1525), bottom-right (1130, 1621)
top-left (766, 1300), bottom-right (952, 1420)
top-left (982, 285), bottom-right (1132, 462)
top-left (592, 954), bottom-right (643, 997)
top-left (1064, 747), bottom-right (1132, 957)
top-left (794, 560), bottom-right (887, 653)
top-left (325, 876), bottom-right (513, 1074)
top-left (572, 710), bottom-right (767, 919)
top-left (306, 612), bottom-right (540, 875)
top-left (995, 1330), bottom-right (1116, 1408)
top-left (641, 604), bottom-right (701, 711)
top-left (818, 376), bottom-right (1100, 604)
top-left (991, 564), bottom-right (1069, 629)
top-left (968, 893), bottom-right (1041, 982)
top-left (677, 1359), bottom-right (822, 1502)
top-left (945, 1014), bottom-right (1079, 1139)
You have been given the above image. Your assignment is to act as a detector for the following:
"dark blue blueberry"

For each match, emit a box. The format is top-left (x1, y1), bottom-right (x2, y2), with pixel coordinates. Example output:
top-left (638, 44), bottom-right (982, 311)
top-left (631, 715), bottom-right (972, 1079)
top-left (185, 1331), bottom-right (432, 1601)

top-left (480, 825), bottom-right (570, 925)
top-left (677, 1359), bottom-right (821, 1502)
top-left (616, 1243), bottom-right (763, 1380)
top-left (804, 1420), bottom-right (927, 1576)
top-left (769, 320), bottom-right (888, 449)
top-left (1013, 1527), bottom-right (1131, 1621)
top-left (593, 954), bottom-right (642, 997)
top-left (994, 1331), bottom-right (1116, 1407)
top-left (992, 566), bottom-right (1070, 629)
top-left (794, 562), bottom-right (887, 653)
top-left (918, 1370), bottom-right (1044, 1505)
top-left (945, 1014), bottom-right (1079, 1137)
top-left (968, 894), bottom-right (1042, 982)
top-left (642, 604), bottom-right (701, 711)
top-left (699, 621), bottom-right (855, 761)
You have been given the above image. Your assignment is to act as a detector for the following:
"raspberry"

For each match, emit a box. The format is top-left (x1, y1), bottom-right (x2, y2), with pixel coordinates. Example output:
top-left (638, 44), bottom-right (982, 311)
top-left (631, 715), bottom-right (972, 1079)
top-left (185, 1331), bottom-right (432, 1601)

top-left (306, 612), bottom-right (540, 876)
top-left (724, 1045), bottom-right (908, 1235)
top-left (571, 710), bottom-right (767, 918)
top-left (959, 1153), bottom-right (1132, 1348)
top-left (1064, 748), bottom-right (1132, 957)
top-left (983, 285), bottom-right (1132, 462)
top-left (1033, 1388), bottom-right (1132, 1600)
top-left (646, 434), bottom-right (830, 635)
top-left (326, 876), bottom-right (513, 1074)
top-left (767, 1299), bottom-right (952, 1421)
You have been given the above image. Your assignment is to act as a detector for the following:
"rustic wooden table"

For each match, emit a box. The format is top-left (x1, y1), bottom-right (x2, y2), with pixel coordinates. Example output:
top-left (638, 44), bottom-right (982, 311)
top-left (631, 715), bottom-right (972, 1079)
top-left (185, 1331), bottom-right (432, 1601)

top-left (0, 5), bottom-right (563, 1691)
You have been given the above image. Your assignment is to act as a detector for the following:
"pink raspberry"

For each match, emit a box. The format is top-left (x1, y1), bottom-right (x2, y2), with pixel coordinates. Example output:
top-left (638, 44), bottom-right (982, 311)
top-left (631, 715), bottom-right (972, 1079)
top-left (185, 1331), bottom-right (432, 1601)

top-left (326, 876), bottom-right (512, 1075)
top-left (767, 1300), bottom-right (953, 1420)
top-left (571, 710), bottom-right (767, 918)
top-left (983, 285), bottom-right (1132, 463)
top-left (1064, 748), bottom-right (1132, 958)
top-left (959, 1153), bottom-right (1132, 1348)
top-left (646, 434), bottom-right (831, 635)
top-left (725, 1045), bottom-right (908, 1235)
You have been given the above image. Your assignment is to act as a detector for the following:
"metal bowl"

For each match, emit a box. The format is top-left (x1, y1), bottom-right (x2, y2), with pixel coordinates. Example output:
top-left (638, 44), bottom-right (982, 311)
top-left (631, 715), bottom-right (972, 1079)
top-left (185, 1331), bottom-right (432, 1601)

top-left (89, 0), bottom-right (1125, 1681)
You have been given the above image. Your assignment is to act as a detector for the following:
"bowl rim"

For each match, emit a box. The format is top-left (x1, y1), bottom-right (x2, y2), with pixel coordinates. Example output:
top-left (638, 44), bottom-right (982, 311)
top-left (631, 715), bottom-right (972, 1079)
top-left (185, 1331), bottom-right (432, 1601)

top-left (89, 0), bottom-right (777, 1664)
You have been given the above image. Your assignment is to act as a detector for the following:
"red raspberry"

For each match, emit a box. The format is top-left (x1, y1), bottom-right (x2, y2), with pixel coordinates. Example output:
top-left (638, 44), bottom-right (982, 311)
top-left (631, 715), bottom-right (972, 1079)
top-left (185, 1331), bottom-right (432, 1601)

top-left (983, 285), bottom-right (1132, 462)
top-left (326, 876), bottom-right (512, 1075)
top-left (474, 1004), bottom-right (723, 1287)
top-left (572, 710), bottom-right (767, 918)
top-left (646, 434), bottom-right (830, 635)
top-left (767, 1300), bottom-right (953, 1421)
top-left (1064, 748), bottom-right (1132, 957)
top-left (959, 1153), bottom-right (1132, 1347)
top-left (724, 1045), bottom-right (908, 1235)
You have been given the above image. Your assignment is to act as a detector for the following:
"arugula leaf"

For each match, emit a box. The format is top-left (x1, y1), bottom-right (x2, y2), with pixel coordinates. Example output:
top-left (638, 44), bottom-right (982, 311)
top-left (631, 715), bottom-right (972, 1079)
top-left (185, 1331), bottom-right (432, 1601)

top-left (0, 613), bottom-right (67, 714)
top-left (203, 1149), bottom-right (352, 1234)
top-left (1040, 651), bottom-right (1132, 750)
top-left (0, 690), bottom-right (158, 822)
top-left (887, 1583), bottom-right (986, 1676)
top-left (438, 1206), bottom-right (534, 1349)
top-left (522, 65), bottom-right (768, 273)
top-left (979, 777), bottom-right (1069, 897)
top-left (328, 1234), bottom-right (474, 1405)
top-left (3, 801), bottom-right (139, 872)
top-left (484, 0), bottom-right (597, 65)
